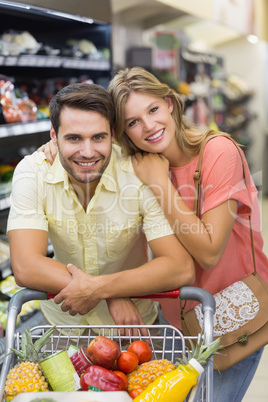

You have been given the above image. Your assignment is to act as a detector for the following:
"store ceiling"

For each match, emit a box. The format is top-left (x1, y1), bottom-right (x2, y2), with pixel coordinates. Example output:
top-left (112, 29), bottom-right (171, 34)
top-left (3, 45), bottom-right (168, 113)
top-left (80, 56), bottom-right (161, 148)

top-left (161, 15), bottom-right (242, 49)
top-left (111, 0), bottom-right (243, 49)
top-left (111, 0), bottom-right (186, 28)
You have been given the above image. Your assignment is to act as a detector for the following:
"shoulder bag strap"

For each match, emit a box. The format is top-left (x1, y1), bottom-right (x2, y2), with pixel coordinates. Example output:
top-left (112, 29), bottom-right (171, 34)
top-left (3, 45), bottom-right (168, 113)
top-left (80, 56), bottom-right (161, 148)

top-left (193, 133), bottom-right (257, 274)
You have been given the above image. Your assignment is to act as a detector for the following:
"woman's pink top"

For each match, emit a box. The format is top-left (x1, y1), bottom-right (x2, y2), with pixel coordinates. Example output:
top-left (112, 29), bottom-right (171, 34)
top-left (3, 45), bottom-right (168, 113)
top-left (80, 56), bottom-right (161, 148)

top-left (160, 136), bottom-right (268, 328)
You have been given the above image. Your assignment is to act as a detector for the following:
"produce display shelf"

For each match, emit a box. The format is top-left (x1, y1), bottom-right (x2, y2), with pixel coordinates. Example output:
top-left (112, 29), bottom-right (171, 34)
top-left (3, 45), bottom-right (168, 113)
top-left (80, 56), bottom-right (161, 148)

top-left (0, 120), bottom-right (50, 139)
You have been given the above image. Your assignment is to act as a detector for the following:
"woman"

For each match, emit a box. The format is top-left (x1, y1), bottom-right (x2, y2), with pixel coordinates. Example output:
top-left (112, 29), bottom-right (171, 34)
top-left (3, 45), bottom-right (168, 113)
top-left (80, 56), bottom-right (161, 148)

top-left (107, 67), bottom-right (268, 401)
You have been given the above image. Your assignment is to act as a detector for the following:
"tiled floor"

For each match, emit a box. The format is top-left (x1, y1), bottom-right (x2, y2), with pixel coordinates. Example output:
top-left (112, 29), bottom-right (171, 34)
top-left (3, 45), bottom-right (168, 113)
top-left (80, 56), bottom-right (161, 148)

top-left (242, 196), bottom-right (268, 401)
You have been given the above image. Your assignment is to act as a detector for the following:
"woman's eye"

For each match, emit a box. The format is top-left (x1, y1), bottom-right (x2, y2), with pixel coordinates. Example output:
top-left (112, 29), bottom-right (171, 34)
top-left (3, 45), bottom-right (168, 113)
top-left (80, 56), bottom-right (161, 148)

top-left (151, 107), bottom-right (158, 113)
top-left (129, 119), bottom-right (137, 127)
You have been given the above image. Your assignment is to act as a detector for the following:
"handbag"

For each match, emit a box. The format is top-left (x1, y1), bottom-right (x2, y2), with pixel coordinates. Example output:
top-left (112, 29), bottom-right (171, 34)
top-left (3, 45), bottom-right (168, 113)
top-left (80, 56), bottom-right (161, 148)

top-left (181, 133), bottom-right (268, 371)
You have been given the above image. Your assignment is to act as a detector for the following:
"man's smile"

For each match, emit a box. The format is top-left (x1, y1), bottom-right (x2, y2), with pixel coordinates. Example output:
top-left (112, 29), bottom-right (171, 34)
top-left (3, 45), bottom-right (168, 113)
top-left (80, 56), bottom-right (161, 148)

top-left (75, 160), bottom-right (98, 167)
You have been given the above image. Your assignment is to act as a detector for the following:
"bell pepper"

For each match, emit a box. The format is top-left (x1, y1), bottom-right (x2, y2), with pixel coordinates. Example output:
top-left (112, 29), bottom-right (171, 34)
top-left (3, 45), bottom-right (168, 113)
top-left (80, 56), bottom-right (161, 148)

top-left (80, 365), bottom-right (126, 392)
top-left (133, 358), bottom-right (203, 402)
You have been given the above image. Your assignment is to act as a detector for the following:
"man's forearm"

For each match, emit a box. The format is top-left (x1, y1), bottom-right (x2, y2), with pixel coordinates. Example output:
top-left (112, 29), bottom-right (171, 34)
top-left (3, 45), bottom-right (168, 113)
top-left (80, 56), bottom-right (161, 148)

top-left (95, 234), bottom-right (195, 300)
top-left (12, 254), bottom-right (72, 293)
top-left (8, 229), bottom-right (72, 293)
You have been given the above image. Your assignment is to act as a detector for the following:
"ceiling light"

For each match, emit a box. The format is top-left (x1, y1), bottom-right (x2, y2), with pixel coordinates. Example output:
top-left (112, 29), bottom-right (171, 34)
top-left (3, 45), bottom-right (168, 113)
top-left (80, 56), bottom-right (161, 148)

top-left (0, 1), bottom-right (30, 9)
top-left (247, 35), bottom-right (259, 44)
top-left (46, 10), bottom-right (94, 24)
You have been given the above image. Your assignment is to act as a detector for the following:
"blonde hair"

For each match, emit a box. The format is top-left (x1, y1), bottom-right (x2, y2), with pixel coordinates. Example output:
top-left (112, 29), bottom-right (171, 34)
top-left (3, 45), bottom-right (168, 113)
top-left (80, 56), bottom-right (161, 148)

top-left (108, 67), bottom-right (228, 157)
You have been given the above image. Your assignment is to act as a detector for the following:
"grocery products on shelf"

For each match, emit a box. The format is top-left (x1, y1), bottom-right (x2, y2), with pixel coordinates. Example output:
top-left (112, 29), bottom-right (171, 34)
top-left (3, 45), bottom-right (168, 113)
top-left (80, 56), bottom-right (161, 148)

top-left (0, 30), bottom-right (41, 56)
top-left (0, 76), bottom-right (37, 124)
top-left (0, 29), bottom-right (110, 61)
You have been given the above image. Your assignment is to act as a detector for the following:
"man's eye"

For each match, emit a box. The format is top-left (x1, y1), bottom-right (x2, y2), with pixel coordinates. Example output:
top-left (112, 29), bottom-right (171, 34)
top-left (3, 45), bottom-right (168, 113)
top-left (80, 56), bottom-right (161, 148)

top-left (94, 135), bottom-right (104, 140)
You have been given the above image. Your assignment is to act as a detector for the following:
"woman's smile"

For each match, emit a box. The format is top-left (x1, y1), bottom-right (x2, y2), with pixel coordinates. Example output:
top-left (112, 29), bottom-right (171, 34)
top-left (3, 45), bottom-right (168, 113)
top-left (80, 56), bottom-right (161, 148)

top-left (145, 128), bottom-right (165, 142)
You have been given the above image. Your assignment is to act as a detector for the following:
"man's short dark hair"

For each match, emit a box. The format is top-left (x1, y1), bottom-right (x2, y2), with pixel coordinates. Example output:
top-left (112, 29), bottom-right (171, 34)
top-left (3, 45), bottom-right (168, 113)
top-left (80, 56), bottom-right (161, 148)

top-left (49, 83), bottom-right (115, 135)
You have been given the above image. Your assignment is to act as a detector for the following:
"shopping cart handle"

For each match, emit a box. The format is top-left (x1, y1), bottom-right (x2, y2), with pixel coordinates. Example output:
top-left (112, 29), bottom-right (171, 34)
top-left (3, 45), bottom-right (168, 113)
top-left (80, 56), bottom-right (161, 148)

top-left (47, 292), bottom-right (58, 299)
top-left (46, 289), bottom-right (181, 300)
top-left (8, 288), bottom-right (48, 310)
top-left (32, 288), bottom-right (216, 311)
top-left (132, 289), bottom-right (180, 299)
top-left (179, 286), bottom-right (216, 313)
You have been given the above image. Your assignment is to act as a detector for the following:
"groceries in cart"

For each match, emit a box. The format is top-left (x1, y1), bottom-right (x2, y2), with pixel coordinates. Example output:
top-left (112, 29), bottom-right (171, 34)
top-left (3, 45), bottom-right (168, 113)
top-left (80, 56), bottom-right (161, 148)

top-left (0, 286), bottom-right (217, 401)
top-left (128, 336), bottom-right (221, 402)
top-left (3, 326), bottom-right (221, 402)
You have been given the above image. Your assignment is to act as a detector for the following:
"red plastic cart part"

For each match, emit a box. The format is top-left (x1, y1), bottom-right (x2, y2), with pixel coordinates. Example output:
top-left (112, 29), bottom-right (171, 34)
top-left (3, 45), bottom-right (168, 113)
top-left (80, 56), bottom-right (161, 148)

top-left (47, 289), bottom-right (180, 300)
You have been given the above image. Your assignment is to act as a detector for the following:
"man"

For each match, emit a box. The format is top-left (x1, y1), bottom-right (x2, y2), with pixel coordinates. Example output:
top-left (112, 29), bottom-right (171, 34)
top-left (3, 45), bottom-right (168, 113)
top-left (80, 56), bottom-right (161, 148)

top-left (7, 83), bottom-right (194, 333)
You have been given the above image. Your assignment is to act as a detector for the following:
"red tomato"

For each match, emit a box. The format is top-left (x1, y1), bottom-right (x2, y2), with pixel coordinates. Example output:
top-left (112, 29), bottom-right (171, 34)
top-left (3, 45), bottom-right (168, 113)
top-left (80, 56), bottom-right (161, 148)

top-left (127, 340), bottom-right (153, 364)
top-left (129, 388), bottom-right (145, 398)
top-left (112, 370), bottom-right (128, 389)
top-left (117, 351), bottom-right (139, 373)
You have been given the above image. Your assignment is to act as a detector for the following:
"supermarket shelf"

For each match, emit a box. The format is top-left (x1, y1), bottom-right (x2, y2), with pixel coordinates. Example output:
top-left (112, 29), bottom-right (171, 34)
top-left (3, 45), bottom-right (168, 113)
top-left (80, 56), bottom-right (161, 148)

top-left (0, 120), bottom-right (50, 139)
top-left (47, 242), bottom-right (54, 257)
top-left (0, 234), bottom-right (11, 279)
top-left (0, 196), bottom-right (10, 211)
top-left (0, 55), bottom-right (110, 71)
top-left (0, 259), bottom-right (12, 279)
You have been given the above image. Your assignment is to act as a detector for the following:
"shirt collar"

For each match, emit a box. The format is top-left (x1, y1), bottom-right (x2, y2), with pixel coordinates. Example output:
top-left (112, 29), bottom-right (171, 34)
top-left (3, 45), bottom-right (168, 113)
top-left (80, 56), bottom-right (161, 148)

top-left (44, 154), bottom-right (70, 190)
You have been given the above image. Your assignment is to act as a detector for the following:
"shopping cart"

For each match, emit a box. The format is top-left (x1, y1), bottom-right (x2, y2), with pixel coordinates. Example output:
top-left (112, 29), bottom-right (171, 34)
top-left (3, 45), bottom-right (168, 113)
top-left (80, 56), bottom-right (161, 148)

top-left (0, 286), bottom-right (215, 402)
